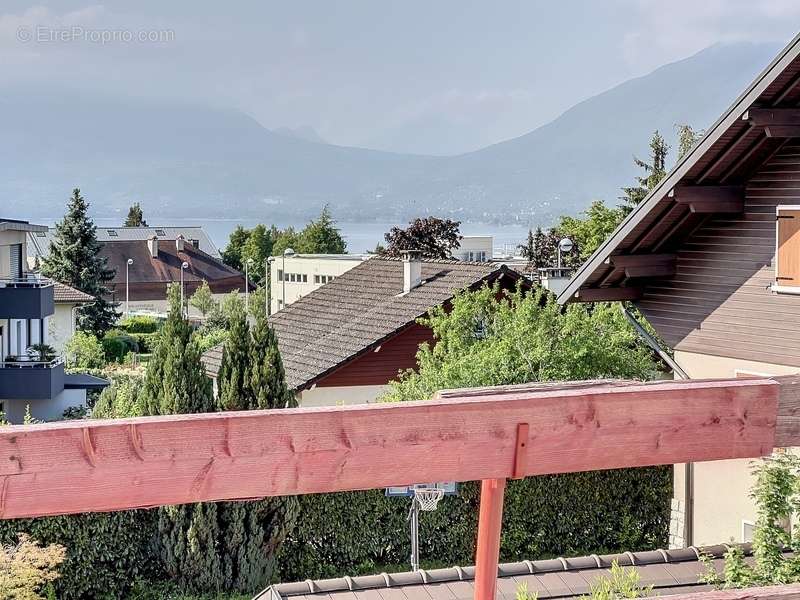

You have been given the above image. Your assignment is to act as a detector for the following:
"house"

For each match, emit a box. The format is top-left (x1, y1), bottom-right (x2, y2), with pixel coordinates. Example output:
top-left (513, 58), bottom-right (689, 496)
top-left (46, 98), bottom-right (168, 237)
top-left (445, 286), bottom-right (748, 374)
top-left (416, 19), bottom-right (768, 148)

top-left (49, 281), bottom-right (94, 355)
top-left (452, 235), bottom-right (493, 262)
top-left (203, 253), bottom-right (527, 406)
top-left (0, 218), bottom-right (107, 423)
top-left (258, 543), bottom-right (740, 600)
top-left (100, 235), bottom-right (249, 316)
top-left (28, 225), bottom-right (221, 262)
top-left (558, 33), bottom-right (800, 548)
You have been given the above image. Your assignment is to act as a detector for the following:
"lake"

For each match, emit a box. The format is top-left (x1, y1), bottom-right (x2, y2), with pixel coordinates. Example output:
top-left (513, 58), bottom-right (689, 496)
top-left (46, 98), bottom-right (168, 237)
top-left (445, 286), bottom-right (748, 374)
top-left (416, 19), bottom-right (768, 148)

top-left (90, 218), bottom-right (533, 256)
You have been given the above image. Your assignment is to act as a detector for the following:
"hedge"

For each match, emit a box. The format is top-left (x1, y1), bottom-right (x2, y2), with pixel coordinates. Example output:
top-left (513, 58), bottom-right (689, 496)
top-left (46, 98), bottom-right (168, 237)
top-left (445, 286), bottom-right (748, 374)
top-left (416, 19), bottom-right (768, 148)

top-left (277, 466), bottom-right (671, 581)
top-left (0, 510), bottom-right (160, 599)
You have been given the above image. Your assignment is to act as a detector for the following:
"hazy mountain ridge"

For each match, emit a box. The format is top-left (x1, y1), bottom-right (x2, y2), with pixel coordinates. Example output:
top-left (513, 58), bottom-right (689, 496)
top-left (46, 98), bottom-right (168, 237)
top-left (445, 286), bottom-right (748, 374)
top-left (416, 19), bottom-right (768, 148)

top-left (0, 42), bottom-right (779, 224)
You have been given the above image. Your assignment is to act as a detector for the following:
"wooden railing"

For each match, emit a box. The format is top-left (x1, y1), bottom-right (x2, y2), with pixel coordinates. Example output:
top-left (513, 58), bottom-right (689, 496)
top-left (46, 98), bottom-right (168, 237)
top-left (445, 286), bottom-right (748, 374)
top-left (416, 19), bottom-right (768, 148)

top-left (1, 375), bottom-right (799, 599)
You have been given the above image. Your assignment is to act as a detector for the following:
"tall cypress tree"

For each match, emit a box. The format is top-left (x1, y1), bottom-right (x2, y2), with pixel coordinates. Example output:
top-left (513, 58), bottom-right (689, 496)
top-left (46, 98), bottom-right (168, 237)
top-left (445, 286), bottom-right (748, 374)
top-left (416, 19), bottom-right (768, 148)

top-left (124, 202), bottom-right (148, 227)
top-left (217, 297), bottom-right (253, 411)
top-left (250, 314), bottom-right (295, 409)
top-left (41, 188), bottom-right (119, 336)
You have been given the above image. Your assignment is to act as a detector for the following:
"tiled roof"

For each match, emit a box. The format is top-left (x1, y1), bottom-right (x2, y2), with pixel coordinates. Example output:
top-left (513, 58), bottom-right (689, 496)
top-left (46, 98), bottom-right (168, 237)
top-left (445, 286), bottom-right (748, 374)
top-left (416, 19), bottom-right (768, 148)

top-left (202, 258), bottom-right (523, 390)
top-left (258, 544), bottom-right (751, 600)
top-left (53, 282), bottom-right (94, 303)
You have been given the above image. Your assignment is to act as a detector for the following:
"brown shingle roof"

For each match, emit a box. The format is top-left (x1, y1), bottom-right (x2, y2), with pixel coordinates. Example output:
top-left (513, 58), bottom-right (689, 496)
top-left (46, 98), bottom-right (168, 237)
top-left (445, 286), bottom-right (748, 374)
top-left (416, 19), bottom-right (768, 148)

top-left (202, 258), bottom-right (523, 390)
top-left (258, 544), bottom-right (750, 600)
top-left (99, 239), bottom-right (245, 288)
top-left (53, 281), bottom-right (93, 303)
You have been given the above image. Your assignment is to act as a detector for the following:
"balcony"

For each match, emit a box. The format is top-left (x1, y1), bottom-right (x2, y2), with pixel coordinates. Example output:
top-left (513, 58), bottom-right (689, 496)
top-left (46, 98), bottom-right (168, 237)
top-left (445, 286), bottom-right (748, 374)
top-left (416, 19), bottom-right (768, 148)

top-left (0, 276), bottom-right (55, 319)
top-left (0, 356), bottom-right (65, 401)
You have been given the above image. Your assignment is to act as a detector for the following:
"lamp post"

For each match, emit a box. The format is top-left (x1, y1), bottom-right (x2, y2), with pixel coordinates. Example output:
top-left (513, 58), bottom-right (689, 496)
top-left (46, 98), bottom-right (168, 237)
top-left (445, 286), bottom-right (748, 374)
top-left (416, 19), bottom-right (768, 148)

top-left (125, 258), bottom-right (133, 316)
top-left (244, 259), bottom-right (252, 313)
top-left (180, 261), bottom-right (189, 317)
top-left (266, 257), bottom-right (275, 316)
top-left (281, 248), bottom-right (295, 311)
top-left (557, 238), bottom-right (573, 270)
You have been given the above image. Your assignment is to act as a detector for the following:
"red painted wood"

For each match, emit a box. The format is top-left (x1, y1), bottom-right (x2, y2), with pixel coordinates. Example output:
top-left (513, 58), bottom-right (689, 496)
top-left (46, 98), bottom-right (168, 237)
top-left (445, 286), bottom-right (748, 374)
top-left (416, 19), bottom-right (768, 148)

top-left (574, 287), bottom-right (643, 302)
top-left (0, 378), bottom-right (779, 519)
top-left (474, 478), bottom-right (506, 600)
top-left (316, 323), bottom-right (435, 387)
top-left (663, 583), bottom-right (800, 600)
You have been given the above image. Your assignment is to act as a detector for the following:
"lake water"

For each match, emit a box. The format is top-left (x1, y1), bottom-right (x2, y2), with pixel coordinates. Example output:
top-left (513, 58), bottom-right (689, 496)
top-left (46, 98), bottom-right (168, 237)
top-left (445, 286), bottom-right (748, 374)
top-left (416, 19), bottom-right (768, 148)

top-left (91, 217), bottom-right (532, 256)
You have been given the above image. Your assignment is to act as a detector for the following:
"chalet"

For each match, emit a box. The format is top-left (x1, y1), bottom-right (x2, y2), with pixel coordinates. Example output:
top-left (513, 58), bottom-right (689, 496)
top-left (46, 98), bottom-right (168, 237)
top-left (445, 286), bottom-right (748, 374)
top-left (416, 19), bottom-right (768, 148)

top-left (202, 253), bottom-right (527, 406)
top-left (558, 34), bottom-right (800, 548)
top-left (100, 235), bottom-right (249, 316)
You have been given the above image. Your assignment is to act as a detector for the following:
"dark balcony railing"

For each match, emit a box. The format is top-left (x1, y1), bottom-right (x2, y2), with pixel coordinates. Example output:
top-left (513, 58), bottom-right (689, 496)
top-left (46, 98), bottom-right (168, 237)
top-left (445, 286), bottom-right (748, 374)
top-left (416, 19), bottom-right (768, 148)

top-left (0, 356), bottom-right (65, 400)
top-left (0, 276), bottom-right (55, 319)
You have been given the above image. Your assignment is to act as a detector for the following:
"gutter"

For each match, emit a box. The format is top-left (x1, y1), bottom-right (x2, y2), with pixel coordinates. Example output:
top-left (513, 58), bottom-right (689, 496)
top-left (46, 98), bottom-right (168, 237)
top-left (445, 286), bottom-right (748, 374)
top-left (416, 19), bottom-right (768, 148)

top-left (622, 305), bottom-right (692, 548)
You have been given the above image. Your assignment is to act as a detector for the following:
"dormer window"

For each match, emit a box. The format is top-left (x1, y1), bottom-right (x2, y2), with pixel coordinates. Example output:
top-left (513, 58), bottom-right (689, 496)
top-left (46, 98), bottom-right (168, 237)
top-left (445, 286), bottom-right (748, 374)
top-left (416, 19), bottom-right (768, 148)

top-left (774, 206), bottom-right (800, 293)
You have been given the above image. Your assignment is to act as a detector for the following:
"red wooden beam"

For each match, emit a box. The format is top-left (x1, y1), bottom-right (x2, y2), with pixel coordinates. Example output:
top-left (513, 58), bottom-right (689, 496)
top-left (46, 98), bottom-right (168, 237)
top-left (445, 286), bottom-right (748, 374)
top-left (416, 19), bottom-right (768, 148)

top-left (474, 478), bottom-right (506, 600)
top-left (745, 108), bottom-right (800, 137)
top-left (609, 254), bottom-right (677, 279)
top-left (665, 584), bottom-right (800, 600)
top-left (573, 287), bottom-right (643, 302)
top-left (671, 185), bottom-right (745, 213)
top-left (0, 378), bottom-right (781, 519)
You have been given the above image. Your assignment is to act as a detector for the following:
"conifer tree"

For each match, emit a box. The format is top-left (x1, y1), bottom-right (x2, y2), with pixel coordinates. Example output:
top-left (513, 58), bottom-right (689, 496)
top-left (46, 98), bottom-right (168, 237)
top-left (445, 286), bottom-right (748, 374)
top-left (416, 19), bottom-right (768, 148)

top-left (124, 202), bottom-right (148, 227)
top-left (620, 131), bottom-right (669, 214)
top-left (41, 188), bottom-right (119, 336)
top-left (250, 313), bottom-right (295, 409)
top-left (216, 296), bottom-right (253, 411)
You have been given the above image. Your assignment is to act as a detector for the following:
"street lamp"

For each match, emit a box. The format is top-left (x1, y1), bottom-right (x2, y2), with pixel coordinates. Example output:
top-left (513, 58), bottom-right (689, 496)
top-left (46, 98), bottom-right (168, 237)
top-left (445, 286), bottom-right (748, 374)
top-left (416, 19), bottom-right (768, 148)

top-left (244, 258), bottom-right (253, 313)
top-left (266, 257), bottom-right (275, 316)
top-left (557, 238), bottom-right (573, 270)
top-left (180, 261), bottom-right (189, 317)
top-left (281, 248), bottom-right (295, 311)
top-left (125, 258), bottom-right (134, 316)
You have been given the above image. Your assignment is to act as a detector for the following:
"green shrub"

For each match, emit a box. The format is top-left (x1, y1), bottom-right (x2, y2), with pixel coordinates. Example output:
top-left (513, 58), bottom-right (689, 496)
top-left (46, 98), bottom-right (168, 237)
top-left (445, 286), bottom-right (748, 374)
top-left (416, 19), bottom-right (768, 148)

top-left (129, 332), bottom-right (160, 354)
top-left (277, 467), bottom-right (671, 581)
top-left (119, 315), bottom-right (160, 333)
top-left (193, 327), bottom-right (228, 354)
top-left (102, 329), bottom-right (140, 362)
top-left (64, 331), bottom-right (106, 370)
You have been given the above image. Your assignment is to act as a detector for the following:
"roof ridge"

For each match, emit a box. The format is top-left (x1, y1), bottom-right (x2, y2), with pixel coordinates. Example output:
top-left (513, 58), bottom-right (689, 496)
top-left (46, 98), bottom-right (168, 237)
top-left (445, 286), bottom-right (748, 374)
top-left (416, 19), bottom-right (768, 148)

top-left (260, 543), bottom-right (754, 599)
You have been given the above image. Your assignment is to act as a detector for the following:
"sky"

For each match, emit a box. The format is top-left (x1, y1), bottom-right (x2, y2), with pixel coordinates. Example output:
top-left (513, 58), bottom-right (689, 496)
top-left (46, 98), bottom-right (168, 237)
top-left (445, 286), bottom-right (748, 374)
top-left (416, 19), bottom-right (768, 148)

top-left (1, 1), bottom-right (799, 155)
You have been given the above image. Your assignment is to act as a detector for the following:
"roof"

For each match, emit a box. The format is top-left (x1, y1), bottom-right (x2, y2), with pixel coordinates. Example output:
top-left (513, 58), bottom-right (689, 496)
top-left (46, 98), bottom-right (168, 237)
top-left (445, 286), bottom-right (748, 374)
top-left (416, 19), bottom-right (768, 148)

top-left (53, 282), bottom-right (94, 304)
top-left (28, 226), bottom-right (220, 259)
top-left (0, 218), bottom-right (47, 233)
top-left (99, 239), bottom-right (245, 287)
top-left (63, 373), bottom-right (110, 390)
top-left (258, 544), bottom-right (750, 600)
top-left (558, 33), bottom-right (800, 304)
top-left (202, 258), bottom-right (524, 389)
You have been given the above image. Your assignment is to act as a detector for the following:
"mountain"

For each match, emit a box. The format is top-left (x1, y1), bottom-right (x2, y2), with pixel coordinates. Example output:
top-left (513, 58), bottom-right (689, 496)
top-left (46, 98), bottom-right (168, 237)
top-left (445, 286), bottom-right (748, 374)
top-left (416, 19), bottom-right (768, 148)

top-left (0, 42), bottom-right (780, 225)
top-left (272, 125), bottom-right (328, 145)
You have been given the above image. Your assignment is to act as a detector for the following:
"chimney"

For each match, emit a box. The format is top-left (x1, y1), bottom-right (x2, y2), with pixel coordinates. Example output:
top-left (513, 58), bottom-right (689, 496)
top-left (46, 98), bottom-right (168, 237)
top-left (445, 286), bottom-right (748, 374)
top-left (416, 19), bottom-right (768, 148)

top-left (401, 250), bottom-right (422, 293)
top-left (176, 235), bottom-right (185, 252)
top-left (147, 236), bottom-right (158, 258)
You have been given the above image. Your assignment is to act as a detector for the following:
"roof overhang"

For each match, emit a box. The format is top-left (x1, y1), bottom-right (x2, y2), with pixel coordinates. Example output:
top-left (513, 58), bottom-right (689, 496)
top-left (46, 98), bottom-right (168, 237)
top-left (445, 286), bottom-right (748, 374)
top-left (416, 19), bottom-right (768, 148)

top-left (558, 33), bottom-right (800, 305)
top-left (0, 219), bottom-right (47, 233)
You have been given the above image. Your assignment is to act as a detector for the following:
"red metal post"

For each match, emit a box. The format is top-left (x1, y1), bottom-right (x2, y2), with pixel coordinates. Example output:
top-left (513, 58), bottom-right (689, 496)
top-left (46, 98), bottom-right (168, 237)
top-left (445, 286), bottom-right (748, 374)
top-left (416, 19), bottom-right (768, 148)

top-left (474, 478), bottom-right (507, 600)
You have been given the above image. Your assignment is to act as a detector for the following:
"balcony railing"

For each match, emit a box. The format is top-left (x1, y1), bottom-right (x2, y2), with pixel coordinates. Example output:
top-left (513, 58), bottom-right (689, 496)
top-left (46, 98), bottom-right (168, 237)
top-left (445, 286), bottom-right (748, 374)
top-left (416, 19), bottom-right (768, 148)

top-left (0, 355), bottom-right (64, 368)
top-left (0, 275), bottom-right (55, 319)
top-left (0, 356), bottom-right (65, 400)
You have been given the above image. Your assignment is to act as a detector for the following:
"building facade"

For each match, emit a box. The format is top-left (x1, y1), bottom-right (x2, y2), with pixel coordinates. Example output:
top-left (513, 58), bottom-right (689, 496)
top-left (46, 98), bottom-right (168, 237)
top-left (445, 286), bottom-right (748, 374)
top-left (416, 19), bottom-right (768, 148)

top-left (559, 34), bottom-right (800, 547)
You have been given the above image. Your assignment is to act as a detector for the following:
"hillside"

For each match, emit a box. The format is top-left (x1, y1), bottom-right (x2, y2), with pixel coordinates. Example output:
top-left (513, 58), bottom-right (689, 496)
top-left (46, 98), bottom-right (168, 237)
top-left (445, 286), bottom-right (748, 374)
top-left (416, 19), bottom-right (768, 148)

top-left (0, 42), bottom-right (779, 224)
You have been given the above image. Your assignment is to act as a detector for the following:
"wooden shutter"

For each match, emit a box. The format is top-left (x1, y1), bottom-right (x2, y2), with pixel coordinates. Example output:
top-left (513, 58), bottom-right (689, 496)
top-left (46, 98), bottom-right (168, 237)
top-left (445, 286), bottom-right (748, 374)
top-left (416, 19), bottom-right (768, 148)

top-left (777, 209), bottom-right (800, 287)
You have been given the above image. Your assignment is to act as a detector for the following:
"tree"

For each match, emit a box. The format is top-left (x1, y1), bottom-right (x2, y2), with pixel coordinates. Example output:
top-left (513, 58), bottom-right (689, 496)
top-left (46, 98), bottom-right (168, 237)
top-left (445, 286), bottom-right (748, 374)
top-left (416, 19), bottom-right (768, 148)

top-left (620, 131), bottom-right (670, 214)
top-left (41, 189), bottom-right (120, 336)
top-left (381, 217), bottom-right (462, 259)
top-left (124, 202), bottom-right (147, 227)
top-left (0, 534), bottom-right (66, 600)
top-left (381, 285), bottom-right (659, 402)
top-left (250, 313), bottom-right (295, 409)
top-left (221, 225), bottom-right (251, 271)
top-left (189, 280), bottom-right (216, 317)
top-left (216, 296), bottom-right (253, 411)
top-left (555, 200), bottom-right (624, 263)
top-left (518, 227), bottom-right (559, 271)
top-left (241, 224), bottom-right (276, 286)
top-left (296, 206), bottom-right (347, 254)
top-left (676, 123), bottom-right (703, 160)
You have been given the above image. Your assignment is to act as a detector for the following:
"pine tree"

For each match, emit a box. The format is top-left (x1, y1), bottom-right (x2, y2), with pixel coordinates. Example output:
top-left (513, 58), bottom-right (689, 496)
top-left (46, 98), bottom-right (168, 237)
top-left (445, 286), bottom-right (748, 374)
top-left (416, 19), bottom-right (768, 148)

top-left (41, 188), bottom-right (119, 336)
top-left (216, 296), bottom-right (253, 411)
top-left (124, 202), bottom-right (148, 227)
top-left (297, 205), bottom-right (347, 254)
top-left (250, 314), bottom-right (295, 409)
top-left (676, 123), bottom-right (703, 160)
top-left (620, 131), bottom-right (670, 214)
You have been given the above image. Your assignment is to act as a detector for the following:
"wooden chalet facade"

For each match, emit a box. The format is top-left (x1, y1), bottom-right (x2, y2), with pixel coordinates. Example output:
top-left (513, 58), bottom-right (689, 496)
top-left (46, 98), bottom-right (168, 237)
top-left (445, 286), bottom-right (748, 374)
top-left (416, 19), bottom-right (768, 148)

top-left (559, 34), bottom-right (800, 548)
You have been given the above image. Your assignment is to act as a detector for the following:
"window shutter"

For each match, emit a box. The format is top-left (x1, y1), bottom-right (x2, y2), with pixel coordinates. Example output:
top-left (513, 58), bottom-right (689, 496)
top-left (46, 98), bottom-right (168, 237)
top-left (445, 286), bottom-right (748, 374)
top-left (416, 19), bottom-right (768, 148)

top-left (777, 209), bottom-right (800, 286)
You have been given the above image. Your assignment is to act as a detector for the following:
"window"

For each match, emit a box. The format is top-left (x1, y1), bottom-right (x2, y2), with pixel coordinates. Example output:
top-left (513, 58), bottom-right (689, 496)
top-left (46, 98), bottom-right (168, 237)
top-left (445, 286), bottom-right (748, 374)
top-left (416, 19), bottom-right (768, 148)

top-left (775, 206), bottom-right (800, 292)
top-left (190, 239), bottom-right (200, 248)
top-left (107, 229), bottom-right (118, 237)
top-left (277, 269), bottom-right (283, 281)
top-left (314, 275), bottom-right (320, 284)
top-left (302, 274), bottom-right (308, 283)
top-left (155, 229), bottom-right (166, 236)
top-left (742, 520), bottom-right (755, 543)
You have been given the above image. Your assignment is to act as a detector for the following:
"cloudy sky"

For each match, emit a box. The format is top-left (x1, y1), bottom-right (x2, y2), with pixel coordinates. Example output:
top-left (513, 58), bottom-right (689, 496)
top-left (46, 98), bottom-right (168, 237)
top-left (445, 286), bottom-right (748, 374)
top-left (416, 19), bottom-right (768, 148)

top-left (1, 1), bottom-right (799, 155)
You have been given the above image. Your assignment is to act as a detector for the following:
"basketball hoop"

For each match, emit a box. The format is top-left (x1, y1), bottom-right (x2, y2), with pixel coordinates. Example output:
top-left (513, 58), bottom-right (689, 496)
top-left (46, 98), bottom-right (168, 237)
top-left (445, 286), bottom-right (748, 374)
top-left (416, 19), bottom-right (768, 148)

top-left (413, 487), bottom-right (445, 511)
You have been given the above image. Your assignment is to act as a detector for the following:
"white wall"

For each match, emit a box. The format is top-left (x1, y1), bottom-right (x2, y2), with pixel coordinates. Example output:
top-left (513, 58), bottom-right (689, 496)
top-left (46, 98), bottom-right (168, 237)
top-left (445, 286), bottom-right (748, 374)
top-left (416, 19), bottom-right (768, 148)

top-left (673, 350), bottom-right (800, 546)
top-left (125, 292), bottom-right (232, 318)
top-left (270, 255), bottom-right (367, 313)
top-left (452, 236), bottom-right (493, 262)
top-left (1, 388), bottom-right (86, 423)
top-left (48, 304), bottom-right (78, 355)
top-left (296, 384), bottom-right (387, 407)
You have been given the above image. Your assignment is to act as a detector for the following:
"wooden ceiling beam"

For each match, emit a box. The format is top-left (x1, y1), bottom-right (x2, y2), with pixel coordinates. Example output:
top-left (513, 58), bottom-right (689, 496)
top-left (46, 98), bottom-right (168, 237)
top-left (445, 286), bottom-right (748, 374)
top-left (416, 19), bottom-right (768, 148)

top-left (0, 377), bottom-right (786, 519)
top-left (671, 185), bottom-right (745, 213)
top-left (744, 108), bottom-right (800, 137)
top-left (572, 287), bottom-right (643, 302)
top-left (609, 253), bottom-right (677, 279)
